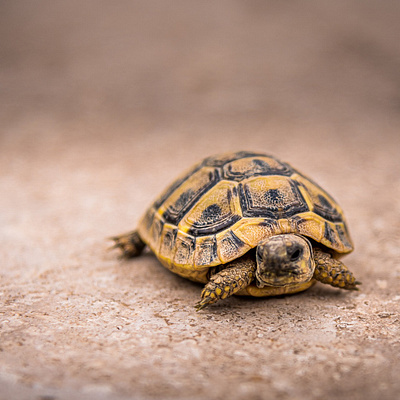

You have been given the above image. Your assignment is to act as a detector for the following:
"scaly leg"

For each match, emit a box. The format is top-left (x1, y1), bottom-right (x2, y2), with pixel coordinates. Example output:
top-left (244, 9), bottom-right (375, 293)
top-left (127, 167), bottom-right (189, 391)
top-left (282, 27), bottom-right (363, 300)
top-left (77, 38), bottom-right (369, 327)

top-left (313, 248), bottom-right (360, 290)
top-left (110, 230), bottom-right (146, 258)
top-left (195, 256), bottom-right (256, 311)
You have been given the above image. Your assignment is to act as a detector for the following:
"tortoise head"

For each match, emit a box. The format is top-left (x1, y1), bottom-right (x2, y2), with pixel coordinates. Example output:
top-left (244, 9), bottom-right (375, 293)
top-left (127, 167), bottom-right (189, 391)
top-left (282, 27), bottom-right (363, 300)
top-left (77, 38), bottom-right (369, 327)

top-left (255, 234), bottom-right (315, 288)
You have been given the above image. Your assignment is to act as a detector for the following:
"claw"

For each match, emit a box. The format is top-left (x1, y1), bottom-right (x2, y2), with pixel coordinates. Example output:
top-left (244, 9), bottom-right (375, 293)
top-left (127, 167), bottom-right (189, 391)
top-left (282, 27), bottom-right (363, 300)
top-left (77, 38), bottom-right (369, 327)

top-left (194, 293), bottom-right (217, 311)
top-left (107, 241), bottom-right (121, 251)
top-left (347, 280), bottom-right (361, 291)
top-left (194, 299), bottom-right (212, 311)
top-left (107, 236), bottom-right (127, 253)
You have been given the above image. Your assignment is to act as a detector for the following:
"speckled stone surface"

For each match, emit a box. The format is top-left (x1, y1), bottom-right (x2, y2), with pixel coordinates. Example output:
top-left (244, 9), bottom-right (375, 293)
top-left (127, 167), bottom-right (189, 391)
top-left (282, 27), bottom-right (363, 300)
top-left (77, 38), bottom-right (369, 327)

top-left (1, 1), bottom-right (400, 400)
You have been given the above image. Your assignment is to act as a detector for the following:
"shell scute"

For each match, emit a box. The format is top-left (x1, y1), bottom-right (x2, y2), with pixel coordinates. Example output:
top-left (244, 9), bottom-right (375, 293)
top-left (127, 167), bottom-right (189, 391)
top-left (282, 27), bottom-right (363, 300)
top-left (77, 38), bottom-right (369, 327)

top-left (172, 231), bottom-right (196, 267)
top-left (231, 218), bottom-right (281, 247)
top-left (179, 180), bottom-right (242, 236)
top-left (293, 173), bottom-right (343, 223)
top-left (160, 166), bottom-right (220, 225)
top-left (216, 229), bottom-right (252, 264)
top-left (239, 176), bottom-right (309, 219)
top-left (223, 155), bottom-right (292, 181)
top-left (158, 223), bottom-right (178, 266)
top-left (335, 223), bottom-right (353, 250)
top-left (147, 212), bottom-right (164, 253)
top-left (194, 235), bottom-right (220, 267)
top-left (202, 151), bottom-right (268, 167)
top-left (292, 212), bottom-right (325, 244)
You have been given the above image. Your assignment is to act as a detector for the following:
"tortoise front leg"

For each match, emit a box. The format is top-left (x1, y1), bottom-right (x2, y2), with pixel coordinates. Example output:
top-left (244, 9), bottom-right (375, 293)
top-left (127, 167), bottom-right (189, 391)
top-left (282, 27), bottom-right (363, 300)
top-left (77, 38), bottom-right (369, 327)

top-left (110, 230), bottom-right (146, 258)
top-left (195, 257), bottom-right (256, 311)
top-left (313, 248), bottom-right (361, 290)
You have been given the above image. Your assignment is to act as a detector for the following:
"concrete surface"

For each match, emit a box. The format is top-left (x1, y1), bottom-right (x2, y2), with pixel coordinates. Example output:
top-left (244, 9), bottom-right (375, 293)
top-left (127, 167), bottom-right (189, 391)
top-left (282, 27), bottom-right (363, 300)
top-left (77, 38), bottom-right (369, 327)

top-left (1, 1), bottom-right (400, 399)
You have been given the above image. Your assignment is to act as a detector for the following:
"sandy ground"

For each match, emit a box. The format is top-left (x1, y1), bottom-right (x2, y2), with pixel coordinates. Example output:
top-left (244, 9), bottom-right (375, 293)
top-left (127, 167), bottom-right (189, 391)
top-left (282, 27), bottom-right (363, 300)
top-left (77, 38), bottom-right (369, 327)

top-left (1, 1), bottom-right (400, 399)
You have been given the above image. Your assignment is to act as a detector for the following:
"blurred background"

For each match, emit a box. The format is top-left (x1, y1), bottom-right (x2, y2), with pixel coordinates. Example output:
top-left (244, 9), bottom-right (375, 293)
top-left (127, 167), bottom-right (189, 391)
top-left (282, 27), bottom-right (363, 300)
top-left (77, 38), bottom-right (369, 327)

top-left (1, 0), bottom-right (399, 144)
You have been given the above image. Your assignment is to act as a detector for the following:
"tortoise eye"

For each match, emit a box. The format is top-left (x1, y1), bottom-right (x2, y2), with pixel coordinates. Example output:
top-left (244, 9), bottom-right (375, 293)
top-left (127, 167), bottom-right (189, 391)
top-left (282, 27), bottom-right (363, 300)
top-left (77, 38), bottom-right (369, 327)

top-left (290, 249), bottom-right (302, 261)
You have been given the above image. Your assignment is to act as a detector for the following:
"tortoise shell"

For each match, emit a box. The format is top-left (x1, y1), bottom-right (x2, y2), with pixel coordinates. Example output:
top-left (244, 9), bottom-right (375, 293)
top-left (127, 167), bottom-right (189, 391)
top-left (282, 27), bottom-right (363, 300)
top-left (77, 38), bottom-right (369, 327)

top-left (138, 151), bottom-right (353, 283)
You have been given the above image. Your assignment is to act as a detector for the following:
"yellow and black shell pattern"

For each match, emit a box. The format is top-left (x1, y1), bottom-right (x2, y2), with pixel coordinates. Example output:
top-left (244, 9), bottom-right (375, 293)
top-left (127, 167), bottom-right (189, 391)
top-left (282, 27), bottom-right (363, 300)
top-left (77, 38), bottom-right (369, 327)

top-left (138, 151), bottom-right (353, 283)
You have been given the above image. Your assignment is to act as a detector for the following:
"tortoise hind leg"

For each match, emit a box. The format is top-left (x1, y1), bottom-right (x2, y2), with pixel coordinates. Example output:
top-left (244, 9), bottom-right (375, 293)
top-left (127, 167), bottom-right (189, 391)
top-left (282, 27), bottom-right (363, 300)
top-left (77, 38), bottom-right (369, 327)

top-left (195, 256), bottom-right (256, 311)
top-left (110, 230), bottom-right (146, 258)
top-left (313, 248), bottom-right (361, 290)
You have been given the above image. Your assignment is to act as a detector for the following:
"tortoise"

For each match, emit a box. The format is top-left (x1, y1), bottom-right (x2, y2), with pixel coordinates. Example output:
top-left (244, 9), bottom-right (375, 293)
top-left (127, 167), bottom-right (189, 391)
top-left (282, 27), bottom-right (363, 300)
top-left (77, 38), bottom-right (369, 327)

top-left (111, 151), bottom-right (360, 310)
